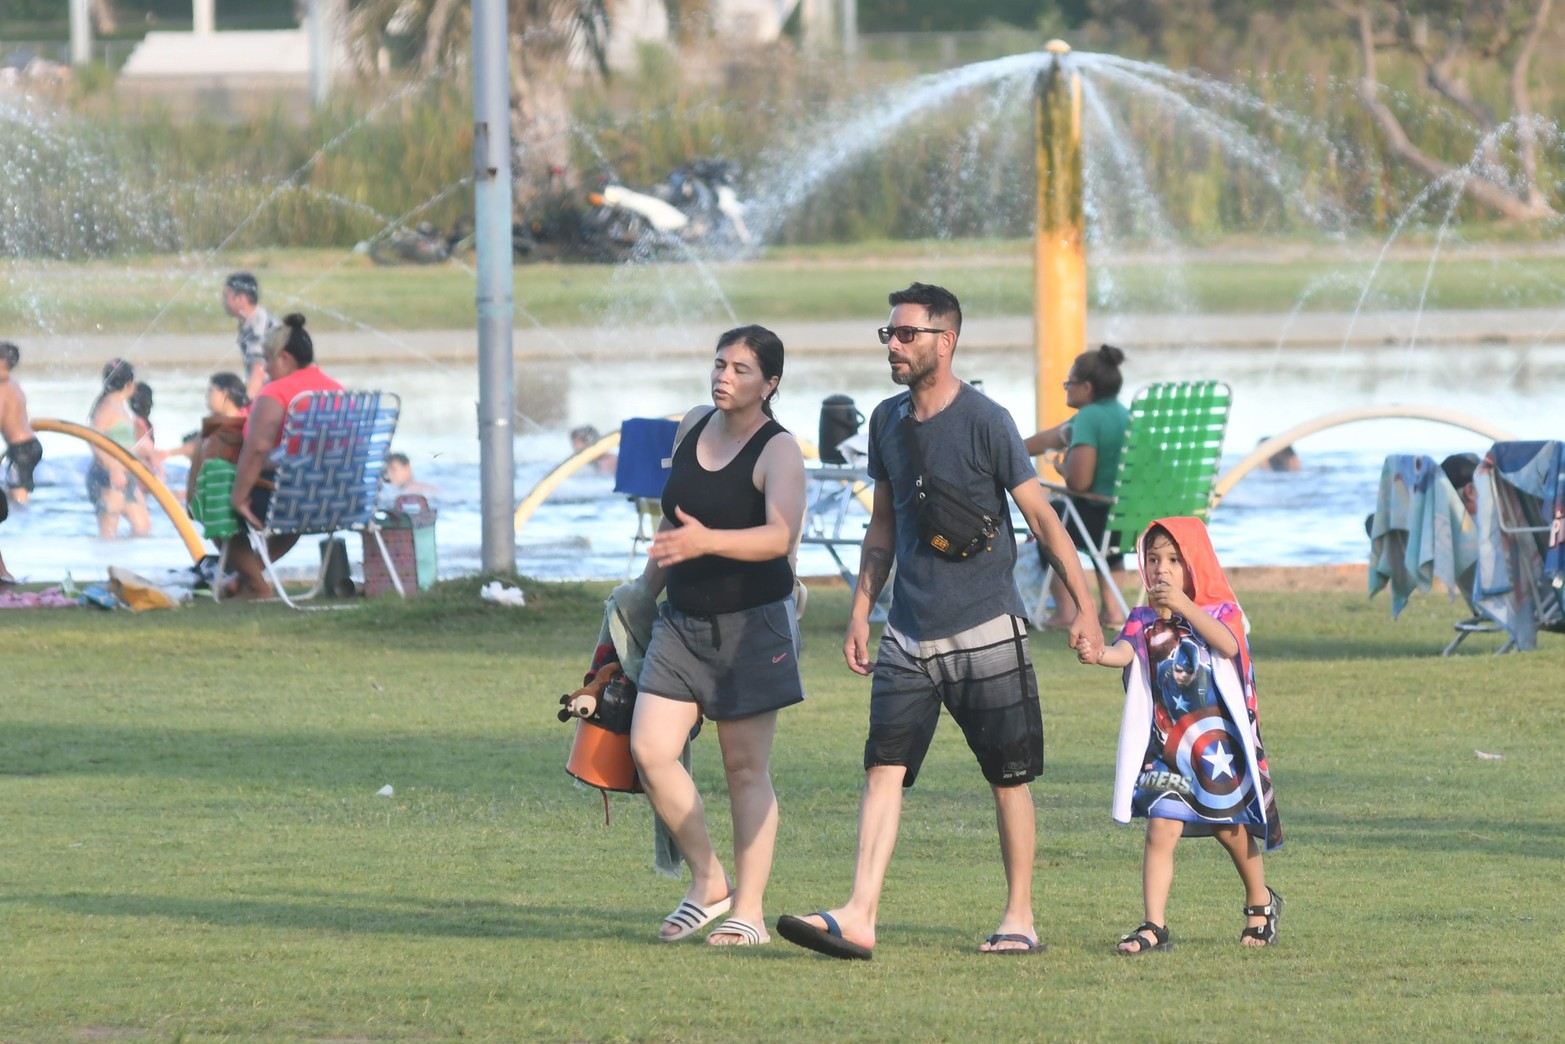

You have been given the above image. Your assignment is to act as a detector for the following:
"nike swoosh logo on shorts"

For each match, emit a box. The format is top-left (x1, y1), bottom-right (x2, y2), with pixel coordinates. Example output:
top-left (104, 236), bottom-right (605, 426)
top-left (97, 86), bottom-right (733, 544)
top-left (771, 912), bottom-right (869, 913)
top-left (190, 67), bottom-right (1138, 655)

top-left (772, 652), bottom-right (789, 663)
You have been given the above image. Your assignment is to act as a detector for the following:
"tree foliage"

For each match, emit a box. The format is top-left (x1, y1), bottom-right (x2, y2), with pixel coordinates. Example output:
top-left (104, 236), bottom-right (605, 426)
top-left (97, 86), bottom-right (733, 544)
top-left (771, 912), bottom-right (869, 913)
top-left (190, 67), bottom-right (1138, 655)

top-left (340, 0), bottom-right (609, 194)
top-left (1073, 0), bottom-right (1560, 219)
top-left (1325, 0), bottom-right (1557, 218)
top-left (853, 0), bottom-right (1091, 32)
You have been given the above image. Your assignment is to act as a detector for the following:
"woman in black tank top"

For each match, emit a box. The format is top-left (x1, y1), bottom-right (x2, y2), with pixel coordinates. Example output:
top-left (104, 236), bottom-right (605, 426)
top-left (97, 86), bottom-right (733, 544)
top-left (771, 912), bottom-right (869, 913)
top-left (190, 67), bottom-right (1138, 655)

top-left (629, 325), bottom-right (807, 947)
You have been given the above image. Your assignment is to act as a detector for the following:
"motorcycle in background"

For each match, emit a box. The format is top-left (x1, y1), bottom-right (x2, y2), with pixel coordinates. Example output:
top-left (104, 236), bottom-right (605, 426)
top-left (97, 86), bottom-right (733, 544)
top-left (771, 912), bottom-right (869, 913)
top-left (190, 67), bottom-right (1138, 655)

top-left (585, 159), bottom-right (752, 258)
top-left (361, 159), bottom-right (753, 265)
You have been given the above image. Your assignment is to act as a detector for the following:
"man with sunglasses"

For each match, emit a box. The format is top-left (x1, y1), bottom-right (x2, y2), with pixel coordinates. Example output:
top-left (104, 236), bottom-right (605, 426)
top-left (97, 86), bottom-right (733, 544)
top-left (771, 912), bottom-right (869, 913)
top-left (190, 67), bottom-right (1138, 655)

top-left (777, 282), bottom-right (1102, 960)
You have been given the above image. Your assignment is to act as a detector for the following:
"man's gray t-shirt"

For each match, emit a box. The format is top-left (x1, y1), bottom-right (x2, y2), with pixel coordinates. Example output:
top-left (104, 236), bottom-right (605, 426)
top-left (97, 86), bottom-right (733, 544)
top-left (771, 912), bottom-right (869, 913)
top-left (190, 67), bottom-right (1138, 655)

top-left (866, 384), bottom-right (1035, 640)
top-left (237, 307), bottom-right (276, 374)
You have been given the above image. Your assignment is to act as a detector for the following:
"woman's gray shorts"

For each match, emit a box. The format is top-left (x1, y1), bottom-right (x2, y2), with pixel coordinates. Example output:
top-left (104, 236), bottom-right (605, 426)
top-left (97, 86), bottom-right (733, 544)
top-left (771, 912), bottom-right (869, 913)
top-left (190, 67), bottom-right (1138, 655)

top-left (637, 597), bottom-right (805, 721)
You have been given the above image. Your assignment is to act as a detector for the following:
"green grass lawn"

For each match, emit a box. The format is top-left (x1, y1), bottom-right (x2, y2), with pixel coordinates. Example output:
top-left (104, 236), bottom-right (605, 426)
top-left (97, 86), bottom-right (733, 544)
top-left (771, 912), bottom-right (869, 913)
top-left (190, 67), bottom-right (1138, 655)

top-left (5, 239), bottom-right (1564, 335)
top-left (2, 579), bottom-right (1562, 1040)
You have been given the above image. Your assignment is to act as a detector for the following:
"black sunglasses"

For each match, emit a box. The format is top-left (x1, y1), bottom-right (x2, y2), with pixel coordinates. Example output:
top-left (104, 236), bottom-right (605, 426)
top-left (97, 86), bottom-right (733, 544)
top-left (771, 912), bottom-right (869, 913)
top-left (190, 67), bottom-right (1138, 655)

top-left (878, 325), bottom-right (948, 345)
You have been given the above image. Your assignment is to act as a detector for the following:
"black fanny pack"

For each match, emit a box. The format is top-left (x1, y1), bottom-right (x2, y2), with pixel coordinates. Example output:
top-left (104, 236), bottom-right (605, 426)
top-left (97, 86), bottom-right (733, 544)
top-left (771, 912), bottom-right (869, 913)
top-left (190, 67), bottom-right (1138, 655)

top-left (900, 412), bottom-right (999, 560)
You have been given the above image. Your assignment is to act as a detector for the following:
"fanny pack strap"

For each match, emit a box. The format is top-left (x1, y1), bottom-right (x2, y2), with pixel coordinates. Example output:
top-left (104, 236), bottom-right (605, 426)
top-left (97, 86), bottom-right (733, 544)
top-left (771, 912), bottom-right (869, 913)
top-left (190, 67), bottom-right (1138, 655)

top-left (898, 410), bottom-right (932, 493)
top-left (898, 411), bottom-right (994, 526)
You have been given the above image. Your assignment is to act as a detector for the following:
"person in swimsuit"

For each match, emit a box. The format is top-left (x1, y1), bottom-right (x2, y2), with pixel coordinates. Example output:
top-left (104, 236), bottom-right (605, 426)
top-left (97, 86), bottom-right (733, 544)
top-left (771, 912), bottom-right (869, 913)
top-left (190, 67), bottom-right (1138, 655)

top-left (128, 381), bottom-right (165, 481)
top-left (0, 342), bottom-right (41, 508)
top-left (0, 485), bottom-right (14, 585)
top-left (87, 359), bottom-right (152, 540)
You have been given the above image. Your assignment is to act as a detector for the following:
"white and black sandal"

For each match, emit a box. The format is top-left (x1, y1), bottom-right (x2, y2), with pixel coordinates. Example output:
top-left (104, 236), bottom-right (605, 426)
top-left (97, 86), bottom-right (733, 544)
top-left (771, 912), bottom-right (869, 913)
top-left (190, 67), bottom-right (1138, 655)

top-left (707, 917), bottom-right (770, 946)
top-left (660, 894), bottom-right (733, 941)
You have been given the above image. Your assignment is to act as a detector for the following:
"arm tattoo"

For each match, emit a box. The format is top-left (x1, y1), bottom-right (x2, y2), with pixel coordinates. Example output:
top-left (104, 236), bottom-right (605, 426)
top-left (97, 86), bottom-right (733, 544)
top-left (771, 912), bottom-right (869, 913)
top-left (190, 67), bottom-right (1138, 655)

top-left (857, 547), bottom-right (893, 606)
top-left (1038, 545), bottom-right (1084, 611)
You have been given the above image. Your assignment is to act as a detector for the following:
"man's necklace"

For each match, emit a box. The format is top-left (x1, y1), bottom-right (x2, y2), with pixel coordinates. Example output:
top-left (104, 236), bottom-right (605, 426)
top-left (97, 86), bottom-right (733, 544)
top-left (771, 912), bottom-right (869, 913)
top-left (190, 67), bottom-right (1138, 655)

top-left (915, 383), bottom-right (959, 422)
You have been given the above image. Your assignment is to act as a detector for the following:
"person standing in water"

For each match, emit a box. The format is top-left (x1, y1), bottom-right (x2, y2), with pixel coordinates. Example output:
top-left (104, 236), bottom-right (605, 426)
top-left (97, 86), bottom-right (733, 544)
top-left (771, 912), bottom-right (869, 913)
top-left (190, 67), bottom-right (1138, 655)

top-left (222, 272), bottom-right (278, 401)
top-left (0, 342), bottom-right (41, 508)
top-left (87, 359), bottom-right (153, 540)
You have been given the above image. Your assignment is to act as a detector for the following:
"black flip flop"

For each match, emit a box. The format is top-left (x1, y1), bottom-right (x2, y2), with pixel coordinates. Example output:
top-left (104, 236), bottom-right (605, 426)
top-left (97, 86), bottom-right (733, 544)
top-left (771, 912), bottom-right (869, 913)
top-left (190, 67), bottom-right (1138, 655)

top-left (775, 911), bottom-right (872, 960)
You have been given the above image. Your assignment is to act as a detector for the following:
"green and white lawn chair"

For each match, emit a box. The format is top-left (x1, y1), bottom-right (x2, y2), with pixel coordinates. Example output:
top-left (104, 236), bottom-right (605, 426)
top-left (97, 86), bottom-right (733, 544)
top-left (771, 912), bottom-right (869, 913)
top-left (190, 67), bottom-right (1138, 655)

top-left (1037, 380), bottom-right (1233, 621)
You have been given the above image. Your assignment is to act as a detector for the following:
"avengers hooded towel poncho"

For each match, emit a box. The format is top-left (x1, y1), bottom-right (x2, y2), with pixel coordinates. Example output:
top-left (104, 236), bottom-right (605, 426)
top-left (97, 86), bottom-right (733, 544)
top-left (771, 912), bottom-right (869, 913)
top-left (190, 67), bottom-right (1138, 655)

top-left (1111, 516), bottom-right (1283, 851)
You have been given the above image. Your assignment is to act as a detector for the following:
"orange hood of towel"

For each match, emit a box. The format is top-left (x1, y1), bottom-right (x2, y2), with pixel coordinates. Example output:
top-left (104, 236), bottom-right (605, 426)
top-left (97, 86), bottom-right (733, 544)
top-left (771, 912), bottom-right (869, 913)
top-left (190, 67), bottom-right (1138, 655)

top-left (1136, 515), bottom-right (1245, 636)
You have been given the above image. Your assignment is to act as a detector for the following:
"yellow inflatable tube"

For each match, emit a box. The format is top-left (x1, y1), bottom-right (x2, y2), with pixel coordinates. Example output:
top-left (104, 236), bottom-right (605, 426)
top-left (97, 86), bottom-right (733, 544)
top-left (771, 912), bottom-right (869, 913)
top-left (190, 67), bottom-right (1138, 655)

top-left (34, 417), bottom-right (207, 564)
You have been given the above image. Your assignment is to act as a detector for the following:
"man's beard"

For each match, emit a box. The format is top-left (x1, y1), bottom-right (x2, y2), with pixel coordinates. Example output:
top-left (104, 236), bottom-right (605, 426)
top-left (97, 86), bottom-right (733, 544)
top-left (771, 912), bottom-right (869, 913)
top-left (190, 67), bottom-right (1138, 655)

top-left (890, 356), bottom-right (936, 388)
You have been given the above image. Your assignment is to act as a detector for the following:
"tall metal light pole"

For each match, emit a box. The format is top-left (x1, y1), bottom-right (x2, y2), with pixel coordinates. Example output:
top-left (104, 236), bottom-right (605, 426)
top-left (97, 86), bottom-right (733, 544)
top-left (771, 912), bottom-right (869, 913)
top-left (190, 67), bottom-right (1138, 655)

top-left (307, 0), bottom-right (334, 108)
top-left (69, 0), bottom-right (92, 65)
top-left (472, 0), bottom-right (517, 575)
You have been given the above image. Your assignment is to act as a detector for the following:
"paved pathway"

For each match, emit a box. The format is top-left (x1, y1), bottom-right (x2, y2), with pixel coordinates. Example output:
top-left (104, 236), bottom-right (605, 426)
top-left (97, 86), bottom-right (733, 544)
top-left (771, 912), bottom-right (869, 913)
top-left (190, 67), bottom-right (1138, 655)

top-left (29, 307), bottom-right (1563, 370)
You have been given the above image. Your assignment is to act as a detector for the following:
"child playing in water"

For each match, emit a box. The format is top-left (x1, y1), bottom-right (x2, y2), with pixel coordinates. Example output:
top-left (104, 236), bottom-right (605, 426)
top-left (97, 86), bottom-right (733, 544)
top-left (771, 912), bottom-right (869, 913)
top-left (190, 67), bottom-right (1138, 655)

top-left (1075, 516), bottom-right (1283, 953)
top-left (0, 485), bottom-right (14, 585)
top-left (0, 342), bottom-right (41, 508)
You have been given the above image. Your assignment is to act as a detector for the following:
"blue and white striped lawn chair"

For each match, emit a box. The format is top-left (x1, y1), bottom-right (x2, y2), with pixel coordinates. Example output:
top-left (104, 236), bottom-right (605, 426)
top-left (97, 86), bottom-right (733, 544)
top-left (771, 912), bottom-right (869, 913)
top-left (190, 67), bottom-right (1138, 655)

top-left (234, 389), bottom-right (403, 609)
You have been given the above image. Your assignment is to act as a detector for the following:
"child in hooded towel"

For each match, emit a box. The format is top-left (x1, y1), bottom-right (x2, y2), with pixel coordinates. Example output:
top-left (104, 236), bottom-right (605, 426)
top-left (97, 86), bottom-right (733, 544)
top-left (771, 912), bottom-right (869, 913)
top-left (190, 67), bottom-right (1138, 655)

top-left (1078, 516), bottom-right (1283, 954)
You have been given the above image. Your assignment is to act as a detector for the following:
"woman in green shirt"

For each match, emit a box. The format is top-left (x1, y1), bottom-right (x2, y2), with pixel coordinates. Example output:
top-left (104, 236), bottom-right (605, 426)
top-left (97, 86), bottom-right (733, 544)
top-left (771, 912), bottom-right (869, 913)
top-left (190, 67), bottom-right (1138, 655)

top-left (1024, 344), bottom-right (1130, 629)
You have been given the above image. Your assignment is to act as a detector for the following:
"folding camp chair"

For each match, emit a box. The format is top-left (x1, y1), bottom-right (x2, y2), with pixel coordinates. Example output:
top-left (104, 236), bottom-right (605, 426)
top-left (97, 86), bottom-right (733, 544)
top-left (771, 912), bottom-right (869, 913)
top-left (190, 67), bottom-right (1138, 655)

top-left (800, 465), bottom-right (871, 585)
top-left (1469, 440), bottom-right (1565, 653)
top-left (1364, 453), bottom-right (1495, 654)
top-left (217, 390), bottom-right (402, 609)
top-left (797, 463), bottom-right (892, 621)
top-left (1037, 380), bottom-right (1233, 622)
top-left (614, 417), bottom-right (680, 576)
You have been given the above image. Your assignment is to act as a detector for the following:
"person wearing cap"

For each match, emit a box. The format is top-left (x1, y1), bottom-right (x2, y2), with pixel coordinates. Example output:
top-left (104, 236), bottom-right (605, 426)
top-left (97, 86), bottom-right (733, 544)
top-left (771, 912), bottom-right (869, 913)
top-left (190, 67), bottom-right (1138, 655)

top-left (0, 341), bottom-right (41, 508)
top-left (222, 272), bottom-right (279, 401)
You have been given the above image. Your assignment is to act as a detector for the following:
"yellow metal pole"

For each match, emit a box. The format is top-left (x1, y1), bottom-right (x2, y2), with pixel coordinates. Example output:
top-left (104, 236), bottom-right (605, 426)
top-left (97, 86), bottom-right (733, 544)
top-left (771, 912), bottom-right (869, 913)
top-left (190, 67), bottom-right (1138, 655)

top-left (1034, 40), bottom-right (1085, 471)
